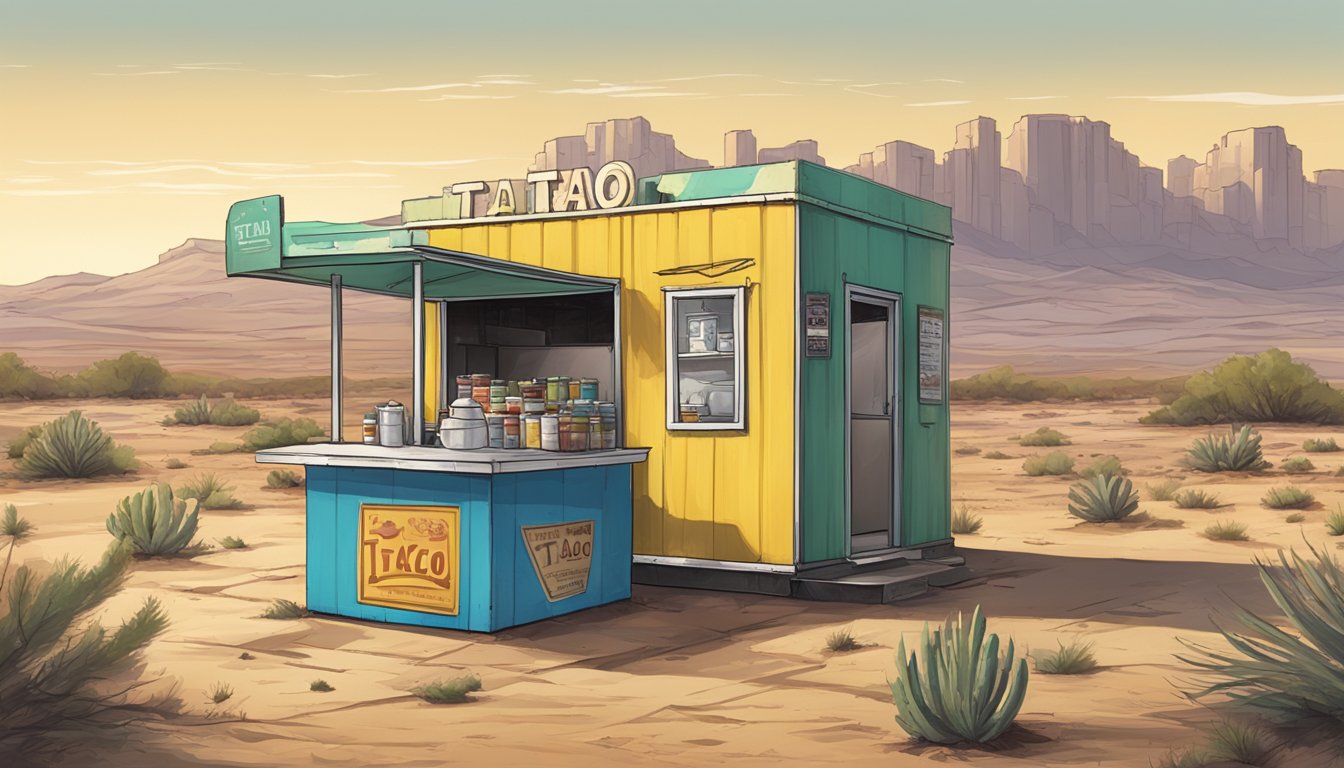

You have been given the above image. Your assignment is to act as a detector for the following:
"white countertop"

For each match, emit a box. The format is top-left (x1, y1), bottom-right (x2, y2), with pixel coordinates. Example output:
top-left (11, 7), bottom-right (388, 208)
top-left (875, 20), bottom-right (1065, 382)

top-left (255, 443), bottom-right (651, 475)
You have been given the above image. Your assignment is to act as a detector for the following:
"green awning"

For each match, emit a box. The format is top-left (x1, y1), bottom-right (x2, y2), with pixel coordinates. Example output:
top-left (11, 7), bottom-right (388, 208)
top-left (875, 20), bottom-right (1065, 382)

top-left (225, 197), bottom-right (614, 300)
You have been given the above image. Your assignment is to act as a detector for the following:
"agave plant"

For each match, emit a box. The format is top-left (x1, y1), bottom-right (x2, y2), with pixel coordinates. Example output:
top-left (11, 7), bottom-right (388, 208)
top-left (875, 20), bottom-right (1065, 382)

top-left (1067, 474), bottom-right (1140, 522)
top-left (1186, 425), bottom-right (1271, 473)
top-left (106, 482), bottom-right (205, 557)
top-left (1179, 544), bottom-right (1344, 726)
top-left (18, 410), bottom-right (136, 479)
top-left (889, 605), bottom-right (1029, 744)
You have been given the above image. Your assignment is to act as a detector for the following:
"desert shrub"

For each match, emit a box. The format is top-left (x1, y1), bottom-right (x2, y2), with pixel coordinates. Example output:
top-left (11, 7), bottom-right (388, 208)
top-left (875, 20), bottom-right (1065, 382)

top-left (1146, 479), bottom-right (1182, 501)
top-left (74, 352), bottom-right (169, 399)
top-left (1203, 520), bottom-right (1249, 541)
top-left (0, 352), bottom-right (65, 399)
top-left (1174, 489), bottom-right (1223, 509)
top-left (1155, 748), bottom-right (1213, 768)
top-left (17, 410), bottom-right (137, 478)
top-left (1280, 456), bottom-right (1314, 474)
top-left (208, 682), bottom-right (233, 705)
top-left (889, 606), bottom-right (1028, 744)
top-left (1303, 437), bottom-right (1340, 453)
top-left (218, 536), bottom-right (248, 549)
top-left (411, 674), bottom-right (482, 704)
top-left (1205, 720), bottom-right (1279, 767)
top-left (260, 599), bottom-right (308, 620)
top-left (5, 424), bottom-right (44, 460)
top-left (165, 457), bottom-right (187, 469)
top-left (1034, 639), bottom-right (1097, 675)
top-left (825, 629), bottom-right (860, 653)
top-left (1079, 455), bottom-right (1126, 480)
top-left (0, 542), bottom-right (168, 751)
top-left (954, 446), bottom-right (981, 456)
top-left (167, 396), bottom-right (260, 427)
top-left (1285, 513), bottom-right (1306, 524)
top-left (106, 482), bottom-right (206, 557)
top-left (1, 503), bottom-right (35, 593)
top-left (1185, 425), bottom-right (1270, 473)
top-left (168, 395), bottom-right (212, 426)
top-left (1143, 349), bottom-right (1344, 426)
top-left (1180, 544), bottom-right (1344, 727)
top-left (950, 365), bottom-right (1186, 403)
top-left (1326, 510), bottom-right (1344, 537)
top-left (241, 418), bottom-right (324, 451)
top-left (177, 473), bottom-right (242, 510)
top-left (1017, 427), bottom-right (1069, 447)
top-left (266, 469), bottom-right (304, 488)
top-left (1261, 486), bottom-right (1314, 510)
top-left (951, 503), bottom-right (983, 535)
top-left (983, 450), bottom-right (1013, 460)
top-left (309, 679), bottom-right (334, 693)
top-left (1067, 475), bottom-right (1140, 522)
top-left (206, 441), bottom-right (241, 454)
top-left (1023, 451), bottom-right (1074, 477)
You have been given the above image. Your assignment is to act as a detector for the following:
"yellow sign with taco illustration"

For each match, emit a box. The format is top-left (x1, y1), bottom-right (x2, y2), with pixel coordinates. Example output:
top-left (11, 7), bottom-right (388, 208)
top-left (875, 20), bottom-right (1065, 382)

top-left (358, 504), bottom-right (460, 615)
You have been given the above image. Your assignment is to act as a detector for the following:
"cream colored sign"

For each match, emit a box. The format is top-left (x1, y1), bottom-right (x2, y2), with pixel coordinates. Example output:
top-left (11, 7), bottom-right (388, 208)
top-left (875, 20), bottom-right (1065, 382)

top-left (521, 520), bottom-right (595, 602)
top-left (358, 504), bottom-right (460, 616)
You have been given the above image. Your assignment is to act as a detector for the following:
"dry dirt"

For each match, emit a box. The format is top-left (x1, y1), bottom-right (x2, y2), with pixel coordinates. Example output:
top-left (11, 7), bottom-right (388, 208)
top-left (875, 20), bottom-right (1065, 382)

top-left (2, 398), bottom-right (1343, 767)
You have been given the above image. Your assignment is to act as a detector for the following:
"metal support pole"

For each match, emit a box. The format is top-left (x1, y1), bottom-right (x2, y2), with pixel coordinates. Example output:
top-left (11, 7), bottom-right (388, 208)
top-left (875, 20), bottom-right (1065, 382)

top-left (411, 262), bottom-right (425, 445)
top-left (437, 300), bottom-right (450, 412)
top-left (330, 274), bottom-right (343, 443)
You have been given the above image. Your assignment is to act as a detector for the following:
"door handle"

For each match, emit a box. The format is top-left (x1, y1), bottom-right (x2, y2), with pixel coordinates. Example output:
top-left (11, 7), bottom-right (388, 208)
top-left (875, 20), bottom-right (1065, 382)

top-left (883, 399), bottom-right (890, 416)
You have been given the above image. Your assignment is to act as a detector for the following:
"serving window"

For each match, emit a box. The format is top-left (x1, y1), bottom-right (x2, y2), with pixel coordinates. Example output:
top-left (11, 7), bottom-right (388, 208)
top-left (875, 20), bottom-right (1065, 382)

top-left (664, 286), bottom-right (745, 431)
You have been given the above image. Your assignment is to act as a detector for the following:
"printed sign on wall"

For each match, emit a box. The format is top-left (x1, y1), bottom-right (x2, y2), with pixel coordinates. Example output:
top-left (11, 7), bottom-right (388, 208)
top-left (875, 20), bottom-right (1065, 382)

top-left (358, 504), bottom-right (460, 615)
top-left (521, 520), bottom-right (595, 602)
top-left (918, 306), bottom-right (946, 403)
top-left (805, 292), bottom-right (830, 358)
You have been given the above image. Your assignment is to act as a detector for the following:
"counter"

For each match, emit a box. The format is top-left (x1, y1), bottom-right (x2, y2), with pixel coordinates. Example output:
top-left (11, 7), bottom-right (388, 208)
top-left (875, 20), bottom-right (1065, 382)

top-left (258, 443), bottom-right (650, 632)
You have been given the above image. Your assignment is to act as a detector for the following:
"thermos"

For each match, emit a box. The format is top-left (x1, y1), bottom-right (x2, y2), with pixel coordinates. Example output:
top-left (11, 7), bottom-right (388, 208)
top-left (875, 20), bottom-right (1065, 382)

top-left (376, 401), bottom-right (406, 448)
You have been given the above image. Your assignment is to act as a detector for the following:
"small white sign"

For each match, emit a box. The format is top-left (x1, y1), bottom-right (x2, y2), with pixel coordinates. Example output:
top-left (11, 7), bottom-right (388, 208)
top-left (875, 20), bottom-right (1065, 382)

top-left (918, 307), bottom-right (945, 403)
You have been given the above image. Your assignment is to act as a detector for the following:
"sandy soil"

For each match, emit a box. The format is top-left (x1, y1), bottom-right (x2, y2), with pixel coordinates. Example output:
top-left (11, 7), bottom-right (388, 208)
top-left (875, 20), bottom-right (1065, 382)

top-left (2, 398), bottom-right (1342, 767)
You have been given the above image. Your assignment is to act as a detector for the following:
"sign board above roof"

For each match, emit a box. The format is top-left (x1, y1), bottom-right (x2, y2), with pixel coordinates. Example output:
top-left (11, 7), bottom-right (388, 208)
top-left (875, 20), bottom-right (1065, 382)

top-left (402, 161), bottom-right (636, 224)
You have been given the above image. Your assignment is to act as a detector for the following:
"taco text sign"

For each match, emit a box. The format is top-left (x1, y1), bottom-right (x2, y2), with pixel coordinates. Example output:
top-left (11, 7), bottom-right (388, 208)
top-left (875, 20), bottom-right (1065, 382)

top-left (358, 504), bottom-right (460, 615)
top-left (521, 520), bottom-right (595, 602)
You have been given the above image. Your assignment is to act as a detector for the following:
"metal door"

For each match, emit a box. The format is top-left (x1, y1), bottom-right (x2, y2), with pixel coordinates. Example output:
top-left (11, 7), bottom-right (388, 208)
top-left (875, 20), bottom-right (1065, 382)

top-left (846, 286), bottom-right (900, 554)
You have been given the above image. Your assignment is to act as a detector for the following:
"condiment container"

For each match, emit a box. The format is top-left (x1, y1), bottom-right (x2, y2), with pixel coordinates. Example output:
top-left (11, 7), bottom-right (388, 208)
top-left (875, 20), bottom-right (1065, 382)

top-left (680, 405), bottom-right (701, 423)
top-left (568, 379), bottom-right (581, 400)
top-left (504, 396), bottom-right (523, 414)
top-left (485, 414), bottom-right (506, 449)
top-left (540, 414), bottom-right (560, 451)
top-left (579, 378), bottom-right (599, 401)
top-left (362, 413), bottom-right (378, 445)
top-left (502, 415), bottom-right (520, 449)
top-left (717, 330), bottom-right (735, 353)
top-left (455, 375), bottom-right (473, 400)
top-left (559, 414), bottom-right (589, 452)
top-left (472, 385), bottom-right (492, 411)
top-left (523, 415), bottom-right (542, 449)
top-left (546, 376), bottom-right (563, 403)
top-left (588, 414), bottom-right (602, 448)
top-left (376, 401), bottom-right (406, 447)
top-left (439, 397), bottom-right (487, 450)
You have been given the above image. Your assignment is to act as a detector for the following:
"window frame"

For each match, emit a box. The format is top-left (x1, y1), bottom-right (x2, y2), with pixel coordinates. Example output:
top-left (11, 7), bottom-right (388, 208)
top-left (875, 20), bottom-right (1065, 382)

top-left (663, 285), bottom-right (747, 431)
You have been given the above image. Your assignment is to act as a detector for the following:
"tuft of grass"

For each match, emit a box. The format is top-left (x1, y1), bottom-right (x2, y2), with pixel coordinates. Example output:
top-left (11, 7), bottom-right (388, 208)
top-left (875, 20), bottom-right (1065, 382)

top-left (309, 679), bottom-right (334, 693)
top-left (1017, 427), bottom-right (1070, 447)
top-left (1155, 748), bottom-right (1213, 768)
top-left (1326, 509), bottom-right (1344, 537)
top-left (217, 536), bottom-right (248, 549)
top-left (1203, 520), bottom-right (1249, 542)
top-left (241, 418), bottom-right (325, 452)
top-left (265, 469), bottom-right (304, 489)
top-left (167, 395), bottom-right (211, 426)
top-left (208, 682), bottom-right (233, 705)
top-left (1284, 512), bottom-right (1306, 524)
top-left (954, 446), bottom-right (982, 456)
top-left (1185, 425), bottom-right (1271, 473)
top-left (411, 674), bottom-right (483, 704)
top-left (1173, 489), bottom-right (1223, 509)
top-left (260, 599), bottom-right (308, 620)
top-left (176, 473), bottom-right (243, 510)
top-left (1146, 479), bottom-right (1182, 501)
top-left (1261, 486), bottom-right (1314, 510)
top-left (208, 399), bottom-right (261, 427)
top-left (1034, 639), bottom-right (1098, 675)
top-left (238, 652), bottom-right (255, 660)
top-left (1023, 451), bottom-right (1075, 477)
top-left (951, 503), bottom-right (984, 535)
top-left (1206, 720), bottom-right (1279, 767)
top-left (1280, 456), bottom-right (1315, 474)
top-left (1303, 437), bottom-right (1340, 453)
top-left (206, 441), bottom-right (241, 455)
top-left (1079, 455), bottom-right (1126, 480)
top-left (5, 424), bottom-right (44, 460)
top-left (982, 450), bottom-right (1013, 460)
top-left (825, 629), bottom-right (861, 653)
top-left (164, 457), bottom-right (187, 469)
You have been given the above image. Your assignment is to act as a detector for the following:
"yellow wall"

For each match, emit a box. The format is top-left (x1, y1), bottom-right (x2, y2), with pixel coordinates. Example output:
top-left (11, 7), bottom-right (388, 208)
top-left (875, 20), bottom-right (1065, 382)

top-left (423, 301), bottom-right (440, 425)
top-left (423, 203), bottom-right (796, 565)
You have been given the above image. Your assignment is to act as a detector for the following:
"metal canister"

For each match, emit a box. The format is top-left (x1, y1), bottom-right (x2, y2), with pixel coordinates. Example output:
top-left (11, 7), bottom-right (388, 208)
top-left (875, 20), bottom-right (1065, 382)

top-left (472, 385), bottom-right (492, 411)
top-left (598, 402), bottom-right (617, 449)
top-left (580, 378), bottom-right (599, 401)
top-left (523, 415), bottom-right (542, 449)
top-left (376, 401), bottom-right (405, 448)
top-left (568, 379), bottom-right (581, 401)
top-left (502, 415), bottom-right (520, 449)
top-left (455, 375), bottom-right (473, 401)
top-left (521, 381), bottom-right (546, 400)
top-left (559, 414), bottom-right (589, 452)
top-left (540, 414), bottom-right (560, 451)
top-left (588, 414), bottom-right (602, 448)
top-left (523, 398), bottom-right (545, 415)
top-left (485, 414), bottom-right (506, 449)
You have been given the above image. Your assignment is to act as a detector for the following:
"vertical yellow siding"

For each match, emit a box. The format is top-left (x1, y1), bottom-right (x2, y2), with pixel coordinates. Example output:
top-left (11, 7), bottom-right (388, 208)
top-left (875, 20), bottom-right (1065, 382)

top-left (423, 301), bottom-right (439, 423)
top-left (424, 203), bottom-right (796, 565)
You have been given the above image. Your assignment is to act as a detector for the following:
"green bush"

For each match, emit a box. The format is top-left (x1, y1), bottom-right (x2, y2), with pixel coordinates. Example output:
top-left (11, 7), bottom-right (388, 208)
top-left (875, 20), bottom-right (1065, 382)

top-left (209, 399), bottom-right (261, 426)
top-left (0, 542), bottom-right (168, 751)
top-left (1180, 544), bottom-right (1344, 727)
top-left (1203, 520), bottom-right (1249, 541)
top-left (951, 503), bottom-right (983, 535)
top-left (106, 482), bottom-right (206, 557)
top-left (1173, 489), bottom-right (1222, 509)
top-left (950, 365), bottom-right (1186, 403)
top-left (168, 395), bottom-right (212, 426)
top-left (1034, 639), bottom-right (1097, 675)
top-left (1280, 456), bottom-right (1315, 474)
top-left (0, 352), bottom-right (65, 399)
top-left (165, 457), bottom-right (187, 469)
top-left (310, 679), bottom-right (334, 693)
top-left (1185, 425), bottom-right (1271, 473)
top-left (1146, 479), bottom-right (1182, 501)
top-left (1143, 349), bottom-right (1344, 425)
top-left (954, 446), bottom-right (981, 456)
top-left (1285, 512), bottom-right (1306, 524)
top-left (5, 424), bottom-right (44, 460)
top-left (411, 674), bottom-right (482, 704)
top-left (1261, 486), bottom-right (1314, 510)
top-left (208, 682), bottom-right (233, 705)
top-left (177, 473), bottom-right (243, 510)
top-left (260, 599), bottom-right (308, 620)
top-left (1303, 437), bottom-right (1340, 453)
top-left (266, 469), bottom-right (304, 488)
top-left (217, 536), bottom-right (248, 549)
top-left (1205, 721), bottom-right (1279, 767)
top-left (206, 441), bottom-right (241, 455)
top-left (74, 352), bottom-right (169, 399)
top-left (983, 450), bottom-right (1013, 460)
top-left (1, 503), bottom-right (35, 593)
top-left (1326, 510), bottom-right (1344, 537)
top-left (1017, 427), bottom-right (1069, 446)
top-left (1023, 451), bottom-right (1074, 477)
top-left (889, 606), bottom-right (1028, 744)
top-left (1067, 475), bottom-right (1140, 522)
top-left (1079, 455), bottom-right (1126, 480)
top-left (241, 418), bottom-right (325, 451)
top-left (17, 411), bottom-right (137, 478)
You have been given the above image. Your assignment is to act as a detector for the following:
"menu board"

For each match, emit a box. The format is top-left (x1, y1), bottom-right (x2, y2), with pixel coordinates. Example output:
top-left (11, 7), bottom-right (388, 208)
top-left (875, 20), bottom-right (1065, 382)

top-left (918, 306), bottom-right (945, 403)
top-left (521, 520), bottom-right (595, 601)
top-left (805, 292), bottom-right (830, 358)
top-left (358, 504), bottom-right (460, 615)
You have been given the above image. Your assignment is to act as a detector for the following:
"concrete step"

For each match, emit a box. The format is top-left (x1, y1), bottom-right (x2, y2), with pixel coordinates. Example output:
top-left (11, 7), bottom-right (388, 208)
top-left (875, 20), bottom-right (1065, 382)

top-left (791, 561), bottom-right (971, 604)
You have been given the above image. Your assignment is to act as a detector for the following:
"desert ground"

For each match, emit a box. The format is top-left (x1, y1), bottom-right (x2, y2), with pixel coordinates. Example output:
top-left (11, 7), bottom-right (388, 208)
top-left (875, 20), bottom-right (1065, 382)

top-left (2, 397), bottom-right (1343, 767)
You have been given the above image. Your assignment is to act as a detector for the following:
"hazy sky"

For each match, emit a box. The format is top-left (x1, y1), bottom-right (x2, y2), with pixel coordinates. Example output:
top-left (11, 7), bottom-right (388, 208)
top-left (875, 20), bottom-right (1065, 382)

top-left (2, 0), bottom-right (1341, 285)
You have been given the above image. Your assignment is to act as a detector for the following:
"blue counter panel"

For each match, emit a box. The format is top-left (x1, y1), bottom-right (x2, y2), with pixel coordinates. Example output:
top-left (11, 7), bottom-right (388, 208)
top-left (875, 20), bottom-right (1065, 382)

top-left (304, 463), bottom-right (633, 632)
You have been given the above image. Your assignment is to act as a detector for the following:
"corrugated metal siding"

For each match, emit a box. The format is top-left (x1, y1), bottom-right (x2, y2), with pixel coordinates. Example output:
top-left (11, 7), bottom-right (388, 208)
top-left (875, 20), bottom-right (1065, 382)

top-left (424, 203), bottom-right (796, 565)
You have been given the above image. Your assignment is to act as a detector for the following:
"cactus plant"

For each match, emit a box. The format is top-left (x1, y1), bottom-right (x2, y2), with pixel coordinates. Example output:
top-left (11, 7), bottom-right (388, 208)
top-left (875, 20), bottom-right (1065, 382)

top-left (106, 482), bottom-right (205, 557)
top-left (1067, 474), bottom-right (1140, 522)
top-left (1185, 425), bottom-right (1271, 473)
top-left (889, 605), bottom-right (1029, 744)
